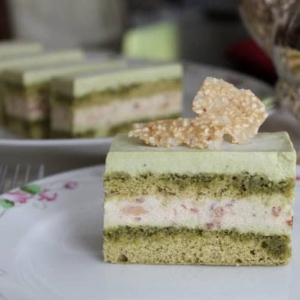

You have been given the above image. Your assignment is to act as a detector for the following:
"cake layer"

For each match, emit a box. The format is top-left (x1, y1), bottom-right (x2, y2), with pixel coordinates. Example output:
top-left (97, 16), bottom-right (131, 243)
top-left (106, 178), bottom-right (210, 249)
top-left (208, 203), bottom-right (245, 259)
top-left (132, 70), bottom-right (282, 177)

top-left (51, 63), bottom-right (182, 97)
top-left (104, 196), bottom-right (293, 235)
top-left (52, 114), bottom-right (180, 138)
top-left (2, 59), bottom-right (127, 130)
top-left (51, 129), bottom-right (107, 138)
top-left (103, 227), bottom-right (291, 265)
top-left (105, 133), bottom-right (296, 182)
top-left (49, 64), bottom-right (182, 138)
top-left (5, 89), bottom-right (48, 121)
top-left (104, 171), bottom-right (295, 201)
top-left (6, 116), bottom-right (48, 138)
top-left (51, 78), bottom-right (181, 107)
top-left (3, 58), bottom-right (125, 85)
top-left (51, 90), bottom-right (181, 133)
top-left (0, 49), bottom-right (84, 72)
top-left (0, 41), bottom-right (42, 58)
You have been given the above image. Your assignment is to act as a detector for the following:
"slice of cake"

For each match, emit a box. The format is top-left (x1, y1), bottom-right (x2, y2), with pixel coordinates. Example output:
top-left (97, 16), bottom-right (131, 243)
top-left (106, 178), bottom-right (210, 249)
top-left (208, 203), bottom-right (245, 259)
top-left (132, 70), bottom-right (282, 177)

top-left (103, 77), bottom-right (296, 266)
top-left (0, 41), bottom-right (44, 124)
top-left (50, 62), bottom-right (182, 138)
top-left (2, 57), bottom-right (124, 138)
top-left (103, 132), bottom-right (296, 265)
top-left (0, 49), bottom-right (84, 128)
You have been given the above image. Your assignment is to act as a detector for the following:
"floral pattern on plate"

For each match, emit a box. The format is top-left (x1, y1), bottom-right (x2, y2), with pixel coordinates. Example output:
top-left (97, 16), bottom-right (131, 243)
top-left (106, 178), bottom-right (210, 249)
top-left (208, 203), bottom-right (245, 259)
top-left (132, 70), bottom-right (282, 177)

top-left (0, 167), bottom-right (102, 219)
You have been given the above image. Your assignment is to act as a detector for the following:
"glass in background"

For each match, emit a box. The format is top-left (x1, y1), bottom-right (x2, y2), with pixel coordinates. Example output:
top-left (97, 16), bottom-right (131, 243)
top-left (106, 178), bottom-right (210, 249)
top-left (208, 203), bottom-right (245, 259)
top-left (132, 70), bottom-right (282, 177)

top-left (272, 1), bottom-right (300, 123)
top-left (239, 0), bottom-right (300, 158)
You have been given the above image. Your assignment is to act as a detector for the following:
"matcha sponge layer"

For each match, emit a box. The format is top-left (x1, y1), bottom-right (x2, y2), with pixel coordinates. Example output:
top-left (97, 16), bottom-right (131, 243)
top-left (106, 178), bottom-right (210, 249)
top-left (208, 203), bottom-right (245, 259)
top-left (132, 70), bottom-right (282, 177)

top-left (104, 172), bottom-right (295, 201)
top-left (103, 226), bottom-right (291, 266)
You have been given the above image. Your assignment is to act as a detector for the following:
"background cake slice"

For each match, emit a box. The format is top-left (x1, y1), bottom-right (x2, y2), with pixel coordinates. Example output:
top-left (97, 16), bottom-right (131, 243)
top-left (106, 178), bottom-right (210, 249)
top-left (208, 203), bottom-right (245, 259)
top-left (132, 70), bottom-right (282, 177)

top-left (0, 48), bottom-right (84, 128)
top-left (1, 56), bottom-right (123, 138)
top-left (50, 62), bottom-right (182, 138)
top-left (0, 41), bottom-right (44, 124)
top-left (103, 132), bottom-right (296, 265)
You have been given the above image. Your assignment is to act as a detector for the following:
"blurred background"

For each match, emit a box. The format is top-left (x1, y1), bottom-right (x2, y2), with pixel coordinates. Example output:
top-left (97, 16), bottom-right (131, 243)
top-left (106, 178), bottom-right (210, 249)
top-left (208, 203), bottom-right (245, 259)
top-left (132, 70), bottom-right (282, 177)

top-left (1, 0), bottom-right (300, 170)
top-left (0, 0), bottom-right (277, 85)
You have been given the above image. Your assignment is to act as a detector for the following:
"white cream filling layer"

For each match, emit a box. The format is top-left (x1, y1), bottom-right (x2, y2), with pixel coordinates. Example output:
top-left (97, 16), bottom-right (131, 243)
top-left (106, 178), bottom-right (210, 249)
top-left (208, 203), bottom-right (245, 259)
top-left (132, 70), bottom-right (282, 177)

top-left (4, 96), bottom-right (48, 121)
top-left (104, 197), bottom-right (293, 235)
top-left (51, 91), bottom-right (182, 132)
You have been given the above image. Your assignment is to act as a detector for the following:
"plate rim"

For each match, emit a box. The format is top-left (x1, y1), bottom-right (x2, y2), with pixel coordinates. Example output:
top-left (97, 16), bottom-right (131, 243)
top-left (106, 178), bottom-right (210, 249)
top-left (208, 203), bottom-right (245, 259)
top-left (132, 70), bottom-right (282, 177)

top-left (0, 137), bottom-right (113, 147)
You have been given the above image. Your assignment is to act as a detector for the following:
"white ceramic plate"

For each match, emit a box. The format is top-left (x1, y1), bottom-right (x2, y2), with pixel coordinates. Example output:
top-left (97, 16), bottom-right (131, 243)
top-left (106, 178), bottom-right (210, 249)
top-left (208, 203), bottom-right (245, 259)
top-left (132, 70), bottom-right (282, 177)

top-left (0, 63), bottom-right (273, 150)
top-left (0, 165), bottom-right (299, 300)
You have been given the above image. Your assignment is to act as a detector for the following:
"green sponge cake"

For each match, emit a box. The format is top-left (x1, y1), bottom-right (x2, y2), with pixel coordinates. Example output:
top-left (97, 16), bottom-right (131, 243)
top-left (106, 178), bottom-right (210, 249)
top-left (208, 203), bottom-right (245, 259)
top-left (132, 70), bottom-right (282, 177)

top-left (103, 132), bottom-right (296, 265)
top-left (50, 62), bottom-right (182, 138)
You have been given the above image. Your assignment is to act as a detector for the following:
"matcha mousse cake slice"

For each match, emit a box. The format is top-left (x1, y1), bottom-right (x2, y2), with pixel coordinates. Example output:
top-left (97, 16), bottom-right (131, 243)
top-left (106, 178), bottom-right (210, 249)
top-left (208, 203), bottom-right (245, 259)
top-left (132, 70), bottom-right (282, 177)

top-left (2, 57), bottom-right (125, 139)
top-left (50, 62), bottom-right (182, 138)
top-left (103, 77), bottom-right (296, 266)
top-left (0, 41), bottom-right (44, 124)
top-left (103, 132), bottom-right (296, 265)
top-left (0, 48), bottom-right (84, 129)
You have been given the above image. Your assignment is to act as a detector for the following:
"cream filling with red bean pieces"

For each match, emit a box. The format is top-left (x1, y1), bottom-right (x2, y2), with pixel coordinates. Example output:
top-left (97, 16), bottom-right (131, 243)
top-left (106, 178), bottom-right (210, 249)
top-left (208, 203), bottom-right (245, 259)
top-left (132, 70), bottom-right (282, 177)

top-left (5, 96), bottom-right (48, 121)
top-left (51, 91), bottom-right (181, 132)
top-left (104, 197), bottom-right (293, 235)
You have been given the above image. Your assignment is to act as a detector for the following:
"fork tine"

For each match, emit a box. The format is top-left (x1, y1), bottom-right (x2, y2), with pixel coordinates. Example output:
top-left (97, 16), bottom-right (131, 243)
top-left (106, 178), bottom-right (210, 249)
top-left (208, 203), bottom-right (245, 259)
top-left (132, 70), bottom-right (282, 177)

top-left (10, 164), bottom-right (20, 190)
top-left (24, 164), bottom-right (31, 185)
top-left (38, 164), bottom-right (45, 180)
top-left (0, 164), bottom-right (45, 194)
top-left (0, 165), bottom-right (8, 194)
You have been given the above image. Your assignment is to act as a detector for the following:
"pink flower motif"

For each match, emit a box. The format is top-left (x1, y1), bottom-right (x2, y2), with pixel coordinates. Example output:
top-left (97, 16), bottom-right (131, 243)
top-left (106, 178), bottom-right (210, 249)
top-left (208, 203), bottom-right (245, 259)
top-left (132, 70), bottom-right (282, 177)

top-left (38, 189), bottom-right (58, 202)
top-left (296, 175), bottom-right (300, 181)
top-left (7, 190), bottom-right (33, 204)
top-left (64, 181), bottom-right (78, 190)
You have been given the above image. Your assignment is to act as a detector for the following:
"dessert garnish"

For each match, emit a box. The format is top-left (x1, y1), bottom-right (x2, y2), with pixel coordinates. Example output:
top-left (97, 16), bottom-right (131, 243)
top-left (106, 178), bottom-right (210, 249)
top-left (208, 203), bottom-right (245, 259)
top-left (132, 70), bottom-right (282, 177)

top-left (129, 77), bottom-right (267, 148)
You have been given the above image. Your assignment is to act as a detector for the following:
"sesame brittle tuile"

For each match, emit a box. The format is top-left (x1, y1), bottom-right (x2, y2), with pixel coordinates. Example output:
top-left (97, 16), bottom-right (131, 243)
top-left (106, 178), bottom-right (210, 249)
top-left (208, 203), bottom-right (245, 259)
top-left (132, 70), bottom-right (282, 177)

top-left (129, 77), bottom-right (268, 148)
top-left (129, 118), bottom-right (224, 148)
top-left (192, 77), bottom-right (268, 144)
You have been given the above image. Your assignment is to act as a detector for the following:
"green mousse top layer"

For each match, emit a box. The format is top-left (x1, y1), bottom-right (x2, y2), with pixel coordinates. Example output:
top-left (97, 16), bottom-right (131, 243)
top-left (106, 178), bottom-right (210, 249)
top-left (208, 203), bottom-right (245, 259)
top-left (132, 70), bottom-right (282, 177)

top-left (105, 132), bottom-right (296, 182)
top-left (0, 49), bottom-right (84, 72)
top-left (2, 58), bottom-right (126, 85)
top-left (51, 63), bottom-right (182, 97)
